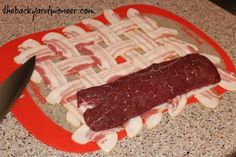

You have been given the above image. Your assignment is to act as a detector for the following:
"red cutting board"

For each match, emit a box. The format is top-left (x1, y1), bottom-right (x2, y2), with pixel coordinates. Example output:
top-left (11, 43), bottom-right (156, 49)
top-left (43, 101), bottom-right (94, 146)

top-left (0, 4), bottom-right (235, 153)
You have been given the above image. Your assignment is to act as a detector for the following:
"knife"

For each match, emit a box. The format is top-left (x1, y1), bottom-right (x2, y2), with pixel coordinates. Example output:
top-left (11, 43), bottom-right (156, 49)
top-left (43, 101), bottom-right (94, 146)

top-left (0, 56), bottom-right (35, 122)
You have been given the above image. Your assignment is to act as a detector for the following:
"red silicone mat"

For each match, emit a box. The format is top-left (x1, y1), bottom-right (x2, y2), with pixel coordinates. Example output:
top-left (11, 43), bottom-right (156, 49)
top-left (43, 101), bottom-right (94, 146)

top-left (0, 4), bottom-right (235, 153)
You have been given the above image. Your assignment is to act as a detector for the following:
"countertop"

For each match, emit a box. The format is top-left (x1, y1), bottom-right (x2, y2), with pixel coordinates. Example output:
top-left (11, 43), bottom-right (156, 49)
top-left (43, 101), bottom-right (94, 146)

top-left (0, 0), bottom-right (236, 156)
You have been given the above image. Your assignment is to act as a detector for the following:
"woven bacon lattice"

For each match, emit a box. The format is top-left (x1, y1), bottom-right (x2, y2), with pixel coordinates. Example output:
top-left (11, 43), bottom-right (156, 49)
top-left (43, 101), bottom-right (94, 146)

top-left (15, 8), bottom-right (198, 105)
top-left (14, 8), bottom-right (236, 152)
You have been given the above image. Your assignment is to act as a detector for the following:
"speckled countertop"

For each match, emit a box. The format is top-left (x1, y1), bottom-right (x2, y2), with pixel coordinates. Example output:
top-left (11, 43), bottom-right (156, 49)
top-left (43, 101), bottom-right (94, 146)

top-left (0, 0), bottom-right (236, 157)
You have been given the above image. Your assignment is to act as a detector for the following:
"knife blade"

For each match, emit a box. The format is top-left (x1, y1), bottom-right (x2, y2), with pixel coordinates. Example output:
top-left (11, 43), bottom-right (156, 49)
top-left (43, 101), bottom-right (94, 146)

top-left (0, 56), bottom-right (35, 122)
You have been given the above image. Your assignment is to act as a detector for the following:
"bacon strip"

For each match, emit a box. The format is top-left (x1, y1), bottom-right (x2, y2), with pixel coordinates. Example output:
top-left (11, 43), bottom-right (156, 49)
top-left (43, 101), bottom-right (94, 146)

top-left (125, 30), bottom-right (158, 52)
top-left (35, 60), bottom-right (67, 89)
top-left (18, 39), bottom-right (41, 52)
top-left (218, 68), bottom-right (236, 91)
top-left (151, 51), bottom-right (179, 63)
top-left (104, 9), bottom-right (138, 35)
top-left (98, 62), bottom-right (136, 82)
top-left (56, 56), bottom-right (95, 76)
top-left (195, 89), bottom-right (220, 108)
top-left (84, 43), bottom-right (117, 69)
top-left (28, 81), bottom-right (46, 104)
top-left (186, 84), bottom-right (217, 97)
top-left (46, 79), bottom-right (84, 105)
top-left (69, 32), bottom-right (101, 46)
top-left (82, 19), bottom-right (121, 45)
top-left (43, 32), bottom-right (79, 58)
top-left (124, 116), bottom-right (143, 138)
top-left (104, 9), bottom-right (121, 23)
top-left (144, 45), bottom-right (179, 63)
top-left (96, 132), bottom-right (118, 153)
top-left (167, 95), bottom-right (187, 117)
top-left (109, 19), bottom-right (138, 35)
top-left (182, 84), bottom-right (220, 109)
top-left (63, 25), bottom-right (87, 38)
top-left (123, 51), bottom-right (151, 69)
top-left (14, 45), bottom-right (55, 64)
top-left (147, 27), bottom-right (178, 40)
top-left (30, 70), bottom-right (42, 83)
top-left (127, 8), bottom-right (158, 33)
top-left (72, 124), bottom-right (119, 153)
top-left (142, 107), bottom-right (163, 129)
top-left (201, 54), bottom-right (221, 64)
top-left (172, 38), bottom-right (198, 53)
top-left (79, 68), bottom-right (105, 88)
top-left (64, 101), bottom-right (87, 124)
top-left (105, 40), bottom-right (138, 57)
top-left (17, 39), bottom-right (46, 83)
top-left (159, 38), bottom-right (198, 55)
top-left (66, 111), bottom-right (81, 127)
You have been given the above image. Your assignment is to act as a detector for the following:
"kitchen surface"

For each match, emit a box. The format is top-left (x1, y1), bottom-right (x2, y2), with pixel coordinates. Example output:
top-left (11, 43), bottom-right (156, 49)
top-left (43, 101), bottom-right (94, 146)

top-left (0, 0), bottom-right (236, 156)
